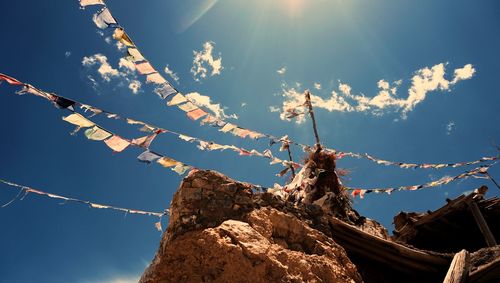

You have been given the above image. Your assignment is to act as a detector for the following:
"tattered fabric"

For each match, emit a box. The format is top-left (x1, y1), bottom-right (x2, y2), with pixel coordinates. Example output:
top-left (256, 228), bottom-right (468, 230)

top-left (137, 150), bottom-right (162, 163)
top-left (177, 102), bottom-right (198, 112)
top-left (84, 126), bottom-right (112, 141)
top-left (62, 113), bottom-right (95, 128)
top-left (154, 84), bottom-right (177, 99)
top-left (53, 96), bottom-right (76, 110)
top-left (157, 157), bottom-right (178, 168)
top-left (79, 0), bottom-right (104, 7)
top-left (92, 8), bottom-right (117, 29)
top-left (0, 73), bottom-right (23, 85)
top-left (187, 108), bottom-right (208, 120)
top-left (146, 73), bottom-right (167, 85)
top-left (104, 135), bottom-right (130, 152)
top-left (167, 93), bottom-right (188, 106)
top-left (127, 48), bottom-right (145, 62)
top-left (113, 28), bottom-right (134, 47)
top-left (135, 61), bottom-right (156, 75)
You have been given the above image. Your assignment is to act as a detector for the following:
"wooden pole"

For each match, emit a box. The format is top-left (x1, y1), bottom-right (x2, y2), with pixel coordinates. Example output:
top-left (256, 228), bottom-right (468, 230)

top-left (304, 90), bottom-right (321, 152)
top-left (443, 249), bottom-right (470, 283)
top-left (286, 146), bottom-right (296, 178)
top-left (468, 199), bottom-right (497, 247)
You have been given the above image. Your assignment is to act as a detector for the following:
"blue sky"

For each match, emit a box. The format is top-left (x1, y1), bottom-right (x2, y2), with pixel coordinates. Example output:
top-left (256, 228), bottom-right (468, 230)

top-left (1, 0), bottom-right (499, 282)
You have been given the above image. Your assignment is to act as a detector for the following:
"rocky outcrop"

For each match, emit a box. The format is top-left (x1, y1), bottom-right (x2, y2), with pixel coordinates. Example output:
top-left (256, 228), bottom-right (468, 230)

top-left (140, 170), bottom-right (367, 282)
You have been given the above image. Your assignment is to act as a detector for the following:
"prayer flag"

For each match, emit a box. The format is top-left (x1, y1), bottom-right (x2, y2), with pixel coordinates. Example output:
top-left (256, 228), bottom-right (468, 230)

top-left (127, 48), bottom-right (145, 62)
top-left (146, 73), bottom-right (167, 85)
top-left (0, 73), bottom-right (23, 85)
top-left (104, 135), bottom-right (130, 152)
top-left (52, 96), bottom-right (75, 110)
top-left (131, 134), bottom-right (158, 148)
top-left (84, 126), bottom-right (112, 141)
top-left (157, 157), bottom-right (178, 168)
top-left (178, 135), bottom-right (195, 142)
top-left (62, 113), bottom-right (95, 128)
top-left (135, 61), bottom-right (156, 75)
top-left (200, 115), bottom-right (218, 125)
top-left (177, 102), bottom-right (198, 112)
top-left (186, 108), bottom-right (208, 120)
top-left (93, 8), bottom-right (117, 29)
top-left (172, 163), bottom-right (191, 175)
top-left (137, 150), bottom-right (161, 163)
top-left (154, 84), bottom-right (177, 99)
top-left (80, 0), bottom-right (104, 7)
top-left (155, 221), bottom-right (162, 232)
top-left (112, 28), bottom-right (134, 47)
top-left (219, 123), bottom-right (237, 133)
top-left (167, 93), bottom-right (187, 106)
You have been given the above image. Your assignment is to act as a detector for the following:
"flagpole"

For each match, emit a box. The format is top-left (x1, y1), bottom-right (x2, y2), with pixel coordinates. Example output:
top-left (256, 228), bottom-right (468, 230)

top-left (305, 90), bottom-right (322, 152)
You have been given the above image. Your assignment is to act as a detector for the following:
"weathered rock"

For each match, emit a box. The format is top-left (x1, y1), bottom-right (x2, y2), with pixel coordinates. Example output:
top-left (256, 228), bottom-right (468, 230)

top-left (140, 170), bottom-right (364, 283)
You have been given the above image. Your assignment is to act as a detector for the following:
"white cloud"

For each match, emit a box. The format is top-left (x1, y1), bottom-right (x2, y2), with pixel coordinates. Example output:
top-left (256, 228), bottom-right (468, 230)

top-left (191, 41), bottom-right (223, 81)
top-left (185, 92), bottom-right (237, 119)
top-left (272, 63), bottom-right (475, 122)
top-left (269, 106), bottom-right (280, 112)
top-left (314, 82), bottom-right (321, 90)
top-left (164, 65), bottom-right (180, 84)
top-left (446, 121), bottom-right (455, 135)
top-left (104, 36), bottom-right (113, 44)
top-left (241, 102), bottom-right (247, 107)
top-left (65, 51), bottom-right (71, 58)
top-left (451, 64), bottom-right (475, 84)
top-left (82, 54), bottom-right (142, 94)
top-left (128, 80), bottom-right (141, 94)
top-left (80, 274), bottom-right (140, 283)
top-left (115, 41), bottom-right (126, 51)
top-left (277, 67), bottom-right (287, 76)
top-left (82, 54), bottom-right (119, 82)
top-left (118, 58), bottom-right (136, 73)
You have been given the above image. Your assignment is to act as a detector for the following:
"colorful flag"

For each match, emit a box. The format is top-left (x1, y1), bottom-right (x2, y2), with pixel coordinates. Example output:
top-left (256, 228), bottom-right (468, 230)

top-left (167, 93), bottom-right (188, 106)
top-left (84, 126), bottom-right (112, 141)
top-left (186, 108), bottom-right (208, 120)
top-left (0, 73), bottom-right (23, 85)
top-left (134, 61), bottom-right (156, 75)
top-left (137, 150), bottom-right (161, 163)
top-left (104, 135), bottom-right (130, 152)
top-left (92, 8), bottom-right (117, 29)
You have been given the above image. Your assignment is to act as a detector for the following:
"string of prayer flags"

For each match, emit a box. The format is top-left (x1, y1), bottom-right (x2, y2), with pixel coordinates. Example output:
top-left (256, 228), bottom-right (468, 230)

top-left (5, 74), bottom-right (500, 176)
top-left (335, 150), bottom-right (500, 171)
top-left (92, 7), bottom-right (117, 29)
top-left (347, 163), bottom-right (495, 198)
top-left (0, 178), bottom-right (167, 231)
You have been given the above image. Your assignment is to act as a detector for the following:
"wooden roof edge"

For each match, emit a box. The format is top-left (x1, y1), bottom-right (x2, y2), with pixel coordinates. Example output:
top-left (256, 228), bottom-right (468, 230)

top-left (393, 186), bottom-right (489, 237)
top-left (328, 216), bottom-right (451, 273)
top-left (468, 256), bottom-right (500, 283)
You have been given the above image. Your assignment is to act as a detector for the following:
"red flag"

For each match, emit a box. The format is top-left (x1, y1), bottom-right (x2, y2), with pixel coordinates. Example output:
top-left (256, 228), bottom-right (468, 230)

top-left (0, 73), bottom-right (23, 86)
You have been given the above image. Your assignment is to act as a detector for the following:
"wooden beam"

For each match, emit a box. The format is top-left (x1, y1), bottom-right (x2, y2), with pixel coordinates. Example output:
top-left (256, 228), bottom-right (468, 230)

top-left (469, 257), bottom-right (500, 283)
top-left (443, 249), bottom-right (469, 283)
top-left (468, 199), bottom-right (497, 247)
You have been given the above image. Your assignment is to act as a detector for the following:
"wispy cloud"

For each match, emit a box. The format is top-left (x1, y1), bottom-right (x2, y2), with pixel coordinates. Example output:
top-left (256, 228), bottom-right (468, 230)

top-left (446, 121), bottom-right (455, 135)
top-left (65, 51), bottom-right (71, 58)
top-left (128, 80), bottom-right (142, 94)
top-left (277, 66), bottom-right (287, 76)
top-left (273, 63), bottom-right (475, 123)
top-left (82, 53), bottom-right (142, 94)
top-left (314, 82), bottom-right (321, 90)
top-left (164, 65), bottom-right (180, 84)
top-left (191, 41), bottom-right (223, 81)
top-left (82, 54), bottom-right (120, 82)
top-left (80, 274), bottom-right (140, 283)
top-left (185, 92), bottom-right (237, 119)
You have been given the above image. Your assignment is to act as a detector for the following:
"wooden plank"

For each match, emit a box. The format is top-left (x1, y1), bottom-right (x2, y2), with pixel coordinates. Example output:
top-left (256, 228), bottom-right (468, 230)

top-left (468, 200), bottom-right (497, 247)
top-left (328, 217), bottom-right (450, 274)
top-left (443, 249), bottom-right (469, 283)
top-left (469, 257), bottom-right (500, 283)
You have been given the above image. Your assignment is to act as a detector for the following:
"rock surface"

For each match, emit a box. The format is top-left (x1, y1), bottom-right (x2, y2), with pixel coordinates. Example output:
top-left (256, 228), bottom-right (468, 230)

top-left (140, 170), bottom-right (374, 283)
